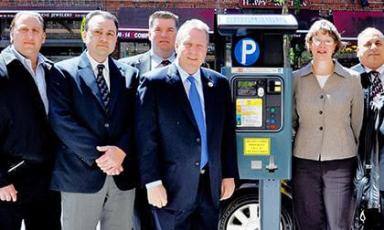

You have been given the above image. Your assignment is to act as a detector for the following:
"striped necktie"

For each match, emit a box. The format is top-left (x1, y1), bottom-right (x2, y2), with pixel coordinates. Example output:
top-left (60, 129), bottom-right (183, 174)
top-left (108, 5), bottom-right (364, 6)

top-left (96, 64), bottom-right (110, 112)
top-left (370, 71), bottom-right (383, 99)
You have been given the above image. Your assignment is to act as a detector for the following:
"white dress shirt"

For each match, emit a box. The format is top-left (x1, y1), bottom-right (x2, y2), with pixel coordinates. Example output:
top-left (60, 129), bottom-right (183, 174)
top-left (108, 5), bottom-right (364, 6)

top-left (364, 64), bottom-right (384, 82)
top-left (150, 50), bottom-right (176, 71)
top-left (86, 51), bottom-right (110, 90)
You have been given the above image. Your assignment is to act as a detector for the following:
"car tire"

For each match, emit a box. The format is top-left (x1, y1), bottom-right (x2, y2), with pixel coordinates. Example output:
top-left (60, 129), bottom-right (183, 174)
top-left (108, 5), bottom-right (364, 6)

top-left (219, 191), bottom-right (296, 230)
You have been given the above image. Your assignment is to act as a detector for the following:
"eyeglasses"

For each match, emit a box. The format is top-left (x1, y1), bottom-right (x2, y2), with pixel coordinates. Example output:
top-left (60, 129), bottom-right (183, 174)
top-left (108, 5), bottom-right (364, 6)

top-left (312, 37), bottom-right (335, 46)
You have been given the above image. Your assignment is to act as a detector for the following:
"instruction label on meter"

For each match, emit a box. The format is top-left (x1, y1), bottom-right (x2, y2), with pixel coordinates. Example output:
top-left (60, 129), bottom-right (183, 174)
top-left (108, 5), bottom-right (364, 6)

top-left (244, 138), bottom-right (271, 155)
top-left (236, 98), bottom-right (262, 127)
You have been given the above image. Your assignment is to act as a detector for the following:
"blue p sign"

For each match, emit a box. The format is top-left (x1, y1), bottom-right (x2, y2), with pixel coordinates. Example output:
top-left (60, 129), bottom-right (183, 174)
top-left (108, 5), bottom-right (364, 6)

top-left (234, 38), bottom-right (260, 66)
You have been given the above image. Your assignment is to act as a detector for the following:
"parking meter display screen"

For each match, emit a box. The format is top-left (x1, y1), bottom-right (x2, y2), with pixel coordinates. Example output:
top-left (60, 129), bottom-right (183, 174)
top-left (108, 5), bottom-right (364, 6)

top-left (234, 77), bottom-right (283, 131)
top-left (236, 80), bottom-right (263, 128)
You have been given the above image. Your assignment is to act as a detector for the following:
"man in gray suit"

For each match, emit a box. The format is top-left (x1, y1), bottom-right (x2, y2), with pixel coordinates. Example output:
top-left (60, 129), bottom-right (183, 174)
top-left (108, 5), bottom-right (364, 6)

top-left (120, 11), bottom-right (178, 74)
top-left (352, 27), bottom-right (384, 230)
top-left (120, 10), bottom-right (178, 230)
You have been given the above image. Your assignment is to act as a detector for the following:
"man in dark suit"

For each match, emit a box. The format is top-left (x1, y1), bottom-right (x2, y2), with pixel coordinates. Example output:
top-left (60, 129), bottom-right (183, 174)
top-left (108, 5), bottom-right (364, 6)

top-left (120, 10), bottom-right (178, 230)
top-left (0, 12), bottom-right (61, 230)
top-left (136, 19), bottom-right (238, 230)
top-left (48, 10), bottom-right (138, 230)
top-left (352, 27), bottom-right (384, 230)
top-left (120, 11), bottom-right (178, 74)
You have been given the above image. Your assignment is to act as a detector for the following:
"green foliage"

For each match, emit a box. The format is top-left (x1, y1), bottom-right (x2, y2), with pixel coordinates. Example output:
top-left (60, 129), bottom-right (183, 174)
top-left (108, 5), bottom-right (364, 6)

top-left (293, 0), bottom-right (301, 14)
top-left (80, 16), bottom-right (86, 34)
top-left (272, 0), bottom-right (301, 14)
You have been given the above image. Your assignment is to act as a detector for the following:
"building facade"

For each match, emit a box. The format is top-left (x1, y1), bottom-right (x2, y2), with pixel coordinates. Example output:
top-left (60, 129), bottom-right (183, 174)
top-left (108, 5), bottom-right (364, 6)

top-left (0, 0), bottom-right (383, 66)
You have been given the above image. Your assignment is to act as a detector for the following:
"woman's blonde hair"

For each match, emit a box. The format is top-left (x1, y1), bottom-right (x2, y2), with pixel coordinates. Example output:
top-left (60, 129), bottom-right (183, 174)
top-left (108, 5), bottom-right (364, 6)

top-left (305, 19), bottom-right (343, 56)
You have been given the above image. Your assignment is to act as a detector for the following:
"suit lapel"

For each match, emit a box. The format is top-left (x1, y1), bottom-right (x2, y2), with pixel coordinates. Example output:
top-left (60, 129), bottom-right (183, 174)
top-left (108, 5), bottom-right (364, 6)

top-left (167, 64), bottom-right (199, 131)
top-left (7, 58), bottom-right (47, 119)
top-left (137, 51), bottom-right (151, 74)
top-left (201, 69), bottom-right (215, 141)
top-left (77, 53), bottom-right (105, 109)
top-left (108, 58), bottom-right (124, 114)
top-left (3, 47), bottom-right (48, 118)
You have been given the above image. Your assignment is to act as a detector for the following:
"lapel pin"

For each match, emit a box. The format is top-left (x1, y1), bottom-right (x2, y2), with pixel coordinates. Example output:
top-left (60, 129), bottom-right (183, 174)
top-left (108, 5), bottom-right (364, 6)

top-left (208, 82), bottom-right (213, 87)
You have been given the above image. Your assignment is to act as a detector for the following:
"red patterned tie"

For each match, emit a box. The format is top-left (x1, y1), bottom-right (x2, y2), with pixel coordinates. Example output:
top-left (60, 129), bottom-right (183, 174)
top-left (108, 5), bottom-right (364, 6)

top-left (370, 71), bottom-right (383, 98)
top-left (160, 60), bottom-right (171, 67)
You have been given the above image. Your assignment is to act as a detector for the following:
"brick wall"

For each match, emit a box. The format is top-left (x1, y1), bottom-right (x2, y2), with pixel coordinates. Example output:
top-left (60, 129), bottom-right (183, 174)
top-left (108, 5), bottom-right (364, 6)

top-left (305, 0), bottom-right (383, 11)
top-left (0, 0), bottom-right (103, 9)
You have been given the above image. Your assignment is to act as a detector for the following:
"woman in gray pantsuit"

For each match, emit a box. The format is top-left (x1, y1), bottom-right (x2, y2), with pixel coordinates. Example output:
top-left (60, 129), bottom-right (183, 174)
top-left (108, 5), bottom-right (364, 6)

top-left (292, 19), bottom-right (364, 230)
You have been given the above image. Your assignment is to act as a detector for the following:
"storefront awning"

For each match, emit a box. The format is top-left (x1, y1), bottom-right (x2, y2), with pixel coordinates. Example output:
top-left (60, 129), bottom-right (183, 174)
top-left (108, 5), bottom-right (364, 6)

top-left (333, 11), bottom-right (384, 40)
top-left (0, 10), bottom-right (90, 19)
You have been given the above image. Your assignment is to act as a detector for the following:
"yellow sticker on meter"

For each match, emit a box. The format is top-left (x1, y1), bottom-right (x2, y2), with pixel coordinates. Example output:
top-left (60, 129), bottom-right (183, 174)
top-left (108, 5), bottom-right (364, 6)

top-left (244, 138), bottom-right (271, 155)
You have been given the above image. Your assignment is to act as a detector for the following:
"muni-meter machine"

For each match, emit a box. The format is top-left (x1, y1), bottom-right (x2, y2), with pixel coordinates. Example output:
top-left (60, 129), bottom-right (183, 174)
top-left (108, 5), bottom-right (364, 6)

top-left (217, 14), bottom-right (298, 229)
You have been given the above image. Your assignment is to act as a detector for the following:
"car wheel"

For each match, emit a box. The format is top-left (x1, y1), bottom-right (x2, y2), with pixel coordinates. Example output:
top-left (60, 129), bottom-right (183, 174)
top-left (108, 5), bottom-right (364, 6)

top-left (219, 192), bottom-right (296, 230)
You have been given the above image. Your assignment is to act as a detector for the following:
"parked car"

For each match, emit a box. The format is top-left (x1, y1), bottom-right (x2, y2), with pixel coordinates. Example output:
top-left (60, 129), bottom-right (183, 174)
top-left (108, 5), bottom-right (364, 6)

top-left (219, 180), bottom-right (297, 230)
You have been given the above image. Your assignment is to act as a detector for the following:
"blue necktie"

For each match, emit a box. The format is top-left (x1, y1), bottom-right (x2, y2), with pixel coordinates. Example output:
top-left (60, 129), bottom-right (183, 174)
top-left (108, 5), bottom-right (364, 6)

top-left (187, 76), bottom-right (208, 169)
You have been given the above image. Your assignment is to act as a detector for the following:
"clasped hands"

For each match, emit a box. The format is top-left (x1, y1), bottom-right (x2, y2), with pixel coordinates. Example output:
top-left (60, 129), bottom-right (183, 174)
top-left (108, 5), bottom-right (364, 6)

top-left (0, 145), bottom-right (126, 203)
top-left (95, 145), bottom-right (126, 176)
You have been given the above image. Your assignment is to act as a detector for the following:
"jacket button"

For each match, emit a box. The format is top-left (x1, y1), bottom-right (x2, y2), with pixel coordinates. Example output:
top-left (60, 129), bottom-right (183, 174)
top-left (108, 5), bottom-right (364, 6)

top-left (319, 126), bottom-right (323, 131)
top-left (104, 123), bottom-right (110, 128)
top-left (320, 95), bottom-right (324, 99)
top-left (196, 138), bottom-right (201, 143)
top-left (319, 110), bottom-right (323, 115)
top-left (195, 161), bottom-right (200, 167)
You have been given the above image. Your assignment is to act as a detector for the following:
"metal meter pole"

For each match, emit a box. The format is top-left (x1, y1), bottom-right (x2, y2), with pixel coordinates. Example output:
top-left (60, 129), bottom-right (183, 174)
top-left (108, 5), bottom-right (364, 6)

top-left (260, 179), bottom-right (281, 230)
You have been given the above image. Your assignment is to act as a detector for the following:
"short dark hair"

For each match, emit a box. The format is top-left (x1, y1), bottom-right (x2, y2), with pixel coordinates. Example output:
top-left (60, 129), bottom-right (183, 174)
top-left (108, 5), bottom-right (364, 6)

top-left (84, 10), bottom-right (118, 31)
top-left (149, 11), bottom-right (179, 29)
top-left (10, 11), bottom-right (46, 32)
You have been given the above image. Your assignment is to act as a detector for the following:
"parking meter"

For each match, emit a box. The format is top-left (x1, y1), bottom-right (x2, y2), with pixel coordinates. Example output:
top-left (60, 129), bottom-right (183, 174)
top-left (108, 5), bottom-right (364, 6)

top-left (217, 14), bottom-right (298, 230)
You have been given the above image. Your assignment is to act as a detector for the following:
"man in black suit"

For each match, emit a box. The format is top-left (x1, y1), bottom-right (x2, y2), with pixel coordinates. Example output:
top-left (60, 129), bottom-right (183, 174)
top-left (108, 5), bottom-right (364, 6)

top-left (48, 10), bottom-right (138, 230)
top-left (120, 11), bottom-right (178, 73)
top-left (120, 10), bottom-right (178, 230)
top-left (352, 27), bottom-right (384, 230)
top-left (0, 12), bottom-right (61, 230)
top-left (136, 19), bottom-right (238, 230)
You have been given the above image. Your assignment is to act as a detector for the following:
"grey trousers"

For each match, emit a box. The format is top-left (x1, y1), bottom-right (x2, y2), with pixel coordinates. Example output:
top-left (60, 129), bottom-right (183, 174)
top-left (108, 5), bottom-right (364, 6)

top-left (61, 176), bottom-right (135, 230)
top-left (293, 157), bottom-right (356, 230)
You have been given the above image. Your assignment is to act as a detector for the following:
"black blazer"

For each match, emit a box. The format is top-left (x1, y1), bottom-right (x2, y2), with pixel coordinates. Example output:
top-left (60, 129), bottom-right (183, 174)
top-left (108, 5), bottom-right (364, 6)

top-left (352, 63), bottom-right (384, 191)
top-left (0, 46), bottom-right (57, 188)
top-left (48, 52), bottom-right (139, 193)
top-left (135, 63), bottom-right (238, 211)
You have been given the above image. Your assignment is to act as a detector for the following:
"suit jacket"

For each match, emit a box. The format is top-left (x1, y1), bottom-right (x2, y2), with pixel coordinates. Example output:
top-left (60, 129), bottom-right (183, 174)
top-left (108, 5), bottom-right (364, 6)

top-left (135, 63), bottom-right (238, 211)
top-left (119, 51), bottom-right (151, 76)
top-left (0, 46), bottom-right (57, 190)
top-left (293, 61), bottom-right (364, 161)
top-left (352, 63), bottom-right (384, 191)
top-left (48, 52), bottom-right (139, 193)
